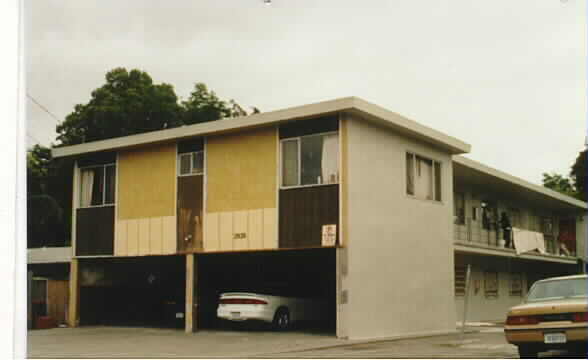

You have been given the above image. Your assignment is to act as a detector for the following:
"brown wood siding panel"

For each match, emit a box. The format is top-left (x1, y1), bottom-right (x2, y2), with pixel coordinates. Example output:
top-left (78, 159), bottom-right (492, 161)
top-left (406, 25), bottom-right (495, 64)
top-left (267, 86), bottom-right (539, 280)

top-left (177, 175), bottom-right (204, 252)
top-left (76, 206), bottom-right (115, 256)
top-left (279, 115), bottom-right (339, 139)
top-left (47, 280), bottom-right (69, 324)
top-left (279, 185), bottom-right (339, 248)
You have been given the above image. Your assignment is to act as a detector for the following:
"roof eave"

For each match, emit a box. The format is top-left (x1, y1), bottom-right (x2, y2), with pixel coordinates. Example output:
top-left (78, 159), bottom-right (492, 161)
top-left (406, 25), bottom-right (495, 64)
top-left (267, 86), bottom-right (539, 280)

top-left (454, 155), bottom-right (588, 210)
top-left (51, 96), bottom-right (470, 158)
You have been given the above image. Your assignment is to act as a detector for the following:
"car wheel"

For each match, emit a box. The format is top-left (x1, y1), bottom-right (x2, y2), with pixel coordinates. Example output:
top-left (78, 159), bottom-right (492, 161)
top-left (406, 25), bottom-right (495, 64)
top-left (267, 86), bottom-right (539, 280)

top-left (273, 308), bottom-right (290, 331)
top-left (517, 345), bottom-right (539, 359)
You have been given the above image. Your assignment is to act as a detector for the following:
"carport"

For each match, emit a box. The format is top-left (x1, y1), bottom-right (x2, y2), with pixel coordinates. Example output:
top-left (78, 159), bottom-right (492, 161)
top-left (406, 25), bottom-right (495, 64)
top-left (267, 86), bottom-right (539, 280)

top-left (196, 248), bottom-right (336, 333)
top-left (78, 255), bottom-right (185, 328)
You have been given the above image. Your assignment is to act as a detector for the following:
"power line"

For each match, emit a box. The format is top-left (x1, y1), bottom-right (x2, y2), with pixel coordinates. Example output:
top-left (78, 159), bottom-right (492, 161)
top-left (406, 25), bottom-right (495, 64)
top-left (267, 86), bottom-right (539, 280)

top-left (27, 133), bottom-right (41, 144)
top-left (26, 93), bottom-right (61, 124)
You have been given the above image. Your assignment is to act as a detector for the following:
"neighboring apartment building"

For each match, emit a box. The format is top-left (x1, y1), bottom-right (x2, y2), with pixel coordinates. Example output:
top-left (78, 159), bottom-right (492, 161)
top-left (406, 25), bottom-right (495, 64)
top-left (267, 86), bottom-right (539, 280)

top-left (29, 96), bottom-right (585, 340)
top-left (452, 156), bottom-right (587, 322)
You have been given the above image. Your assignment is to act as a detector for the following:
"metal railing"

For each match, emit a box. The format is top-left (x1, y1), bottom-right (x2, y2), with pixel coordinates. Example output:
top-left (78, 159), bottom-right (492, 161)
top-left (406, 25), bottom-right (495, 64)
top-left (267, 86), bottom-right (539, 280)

top-left (453, 218), bottom-right (564, 256)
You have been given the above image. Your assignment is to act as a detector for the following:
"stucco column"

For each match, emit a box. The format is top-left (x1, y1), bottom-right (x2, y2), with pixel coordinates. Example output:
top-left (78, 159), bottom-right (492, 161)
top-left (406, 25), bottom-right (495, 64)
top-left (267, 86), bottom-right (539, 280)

top-left (185, 254), bottom-right (198, 332)
top-left (68, 259), bottom-right (79, 327)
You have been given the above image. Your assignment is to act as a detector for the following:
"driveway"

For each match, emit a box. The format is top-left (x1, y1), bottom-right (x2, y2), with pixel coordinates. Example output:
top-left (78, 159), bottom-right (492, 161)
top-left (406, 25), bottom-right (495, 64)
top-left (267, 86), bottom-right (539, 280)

top-left (27, 325), bottom-right (577, 358)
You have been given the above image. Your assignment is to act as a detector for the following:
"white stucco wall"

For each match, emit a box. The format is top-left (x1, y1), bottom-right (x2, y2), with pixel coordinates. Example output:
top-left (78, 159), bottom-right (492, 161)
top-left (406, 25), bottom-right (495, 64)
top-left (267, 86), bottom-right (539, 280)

top-left (344, 115), bottom-right (456, 340)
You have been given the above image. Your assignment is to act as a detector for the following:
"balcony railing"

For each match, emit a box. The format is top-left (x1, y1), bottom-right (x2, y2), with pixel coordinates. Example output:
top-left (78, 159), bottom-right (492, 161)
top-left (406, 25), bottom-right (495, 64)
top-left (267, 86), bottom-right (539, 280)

top-left (453, 218), bottom-right (570, 257)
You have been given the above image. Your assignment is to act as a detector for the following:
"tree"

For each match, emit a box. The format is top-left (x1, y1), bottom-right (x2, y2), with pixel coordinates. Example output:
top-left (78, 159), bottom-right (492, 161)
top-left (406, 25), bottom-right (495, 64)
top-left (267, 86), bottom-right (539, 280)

top-left (56, 68), bottom-right (183, 145)
top-left (27, 144), bottom-right (73, 247)
top-left (181, 83), bottom-right (232, 125)
top-left (56, 68), bottom-right (259, 145)
top-left (542, 172), bottom-right (576, 198)
top-left (571, 149), bottom-right (586, 201)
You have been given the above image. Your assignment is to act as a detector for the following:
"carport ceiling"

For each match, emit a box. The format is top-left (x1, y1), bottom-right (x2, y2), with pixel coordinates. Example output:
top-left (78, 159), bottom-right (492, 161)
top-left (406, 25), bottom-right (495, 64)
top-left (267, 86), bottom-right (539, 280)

top-left (453, 159), bottom-right (585, 213)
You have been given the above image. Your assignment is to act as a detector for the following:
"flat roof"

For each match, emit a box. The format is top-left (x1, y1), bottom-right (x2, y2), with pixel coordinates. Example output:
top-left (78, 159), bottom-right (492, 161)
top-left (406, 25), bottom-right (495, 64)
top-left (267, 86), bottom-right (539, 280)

top-left (52, 96), bottom-right (471, 158)
top-left (454, 155), bottom-right (587, 210)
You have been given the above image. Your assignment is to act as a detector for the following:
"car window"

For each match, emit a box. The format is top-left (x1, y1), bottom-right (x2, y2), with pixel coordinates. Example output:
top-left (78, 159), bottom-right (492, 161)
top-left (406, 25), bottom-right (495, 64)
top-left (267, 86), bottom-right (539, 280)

top-left (526, 278), bottom-right (587, 302)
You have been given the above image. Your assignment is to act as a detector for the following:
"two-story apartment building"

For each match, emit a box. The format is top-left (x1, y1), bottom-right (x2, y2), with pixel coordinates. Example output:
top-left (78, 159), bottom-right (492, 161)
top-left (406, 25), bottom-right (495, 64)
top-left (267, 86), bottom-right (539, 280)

top-left (32, 96), bottom-right (586, 340)
top-left (452, 156), bottom-right (586, 322)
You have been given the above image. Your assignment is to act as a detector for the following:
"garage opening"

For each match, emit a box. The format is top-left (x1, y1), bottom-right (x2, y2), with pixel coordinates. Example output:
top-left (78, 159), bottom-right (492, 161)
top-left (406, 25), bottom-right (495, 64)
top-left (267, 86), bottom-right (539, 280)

top-left (198, 248), bottom-right (336, 333)
top-left (79, 255), bottom-right (185, 328)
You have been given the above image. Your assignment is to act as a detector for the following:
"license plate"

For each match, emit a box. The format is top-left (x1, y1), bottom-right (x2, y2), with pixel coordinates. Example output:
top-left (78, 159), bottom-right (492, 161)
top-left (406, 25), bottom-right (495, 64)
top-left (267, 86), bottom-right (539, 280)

top-left (544, 332), bottom-right (566, 344)
top-left (230, 312), bottom-right (240, 318)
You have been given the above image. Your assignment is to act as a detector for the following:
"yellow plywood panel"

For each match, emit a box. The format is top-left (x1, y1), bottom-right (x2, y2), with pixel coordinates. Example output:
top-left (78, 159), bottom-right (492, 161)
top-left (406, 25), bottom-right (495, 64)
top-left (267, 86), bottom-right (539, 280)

top-left (219, 212), bottom-right (233, 251)
top-left (114, 220), bottom-right (128, 256)
top-left (162, 216), bottom-right (176, 254)
top-left (207, 127), bottom-right (277, 213)
top-left (233, 211), bottom-right (248, 251)
top-left (150, 217), bottom-right (163, 255)
top-left (248, 209), bottom-right (263, 250)
top-left (118, 143), bottom-right (176, 220)
top-left (138, 218), bottom-right (150, 256)
top-left (127, 219), bottom-right (139, 256)
top-left (204, 213), bottom-right (219, 252)
top-left (263, 208), bottom-right (277, 249)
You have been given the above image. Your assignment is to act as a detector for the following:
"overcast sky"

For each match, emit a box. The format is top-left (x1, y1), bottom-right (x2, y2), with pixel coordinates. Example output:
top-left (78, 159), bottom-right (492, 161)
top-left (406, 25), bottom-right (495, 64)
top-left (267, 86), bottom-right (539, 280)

top-left (25, 0), bottom-right (586, 184)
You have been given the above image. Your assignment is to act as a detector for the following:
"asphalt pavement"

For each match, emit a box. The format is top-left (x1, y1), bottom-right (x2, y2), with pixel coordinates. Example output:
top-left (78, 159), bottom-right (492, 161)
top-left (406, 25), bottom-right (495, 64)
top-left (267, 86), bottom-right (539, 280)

top-left (27, 324), bottom-right (581, 358)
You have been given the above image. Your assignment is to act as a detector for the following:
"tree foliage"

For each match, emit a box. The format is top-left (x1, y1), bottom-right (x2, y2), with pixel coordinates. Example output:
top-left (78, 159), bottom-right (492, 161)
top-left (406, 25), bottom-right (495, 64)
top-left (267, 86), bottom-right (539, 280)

top-left (542, 172), bottom-right (576, 198)
top-left (27, 144), bottom-right (73, 247)
top-left (571, 149), bottom-right (586, 201)
top-left (542, 148), bottom-right (587, 202)
top-left (56, 68), bottom-right (183, 145)
top-left (56, 67), bottom-right (257, 146)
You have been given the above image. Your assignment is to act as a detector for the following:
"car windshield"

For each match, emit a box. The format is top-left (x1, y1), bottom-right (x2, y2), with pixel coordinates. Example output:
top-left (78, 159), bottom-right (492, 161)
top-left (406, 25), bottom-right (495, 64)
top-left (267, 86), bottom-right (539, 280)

top-left (526, 278), bottom-right (587, 302)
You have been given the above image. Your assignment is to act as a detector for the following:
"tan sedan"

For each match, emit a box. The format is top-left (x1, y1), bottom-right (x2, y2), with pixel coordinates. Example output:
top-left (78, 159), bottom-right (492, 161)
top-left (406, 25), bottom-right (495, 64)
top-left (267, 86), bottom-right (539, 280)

top-left (504, 274), bottom-right (587, 358)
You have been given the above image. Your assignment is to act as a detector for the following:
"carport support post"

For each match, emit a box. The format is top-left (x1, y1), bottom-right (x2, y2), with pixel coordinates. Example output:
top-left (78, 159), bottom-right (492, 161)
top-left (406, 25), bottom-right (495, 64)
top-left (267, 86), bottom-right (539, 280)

top-left (68, 258), bottom-right (80, 327)
top-left (185, 254), bottom-right (197, 333)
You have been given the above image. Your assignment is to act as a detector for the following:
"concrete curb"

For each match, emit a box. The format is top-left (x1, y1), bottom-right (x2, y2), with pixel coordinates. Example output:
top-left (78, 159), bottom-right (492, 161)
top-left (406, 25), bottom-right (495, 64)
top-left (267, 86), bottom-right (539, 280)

top-left (254, 328), bottom-right (480, 357)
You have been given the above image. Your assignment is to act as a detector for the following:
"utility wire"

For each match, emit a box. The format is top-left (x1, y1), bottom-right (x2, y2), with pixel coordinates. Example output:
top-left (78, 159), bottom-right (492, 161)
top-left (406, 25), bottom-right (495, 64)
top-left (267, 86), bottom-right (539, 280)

top-left (26, 93), bottom-right (61, 124)
top-left (27, 133), bottom-right (41, 144)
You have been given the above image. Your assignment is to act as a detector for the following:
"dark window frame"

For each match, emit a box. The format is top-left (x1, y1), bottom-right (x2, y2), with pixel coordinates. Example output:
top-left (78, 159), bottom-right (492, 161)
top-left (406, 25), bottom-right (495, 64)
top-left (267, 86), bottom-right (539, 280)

top-left (406, 152), bottom-right (442, 202)
top-left (280, 131), bottom-right (339, 189)
top-left (79, 163), bottom-right (116, 208)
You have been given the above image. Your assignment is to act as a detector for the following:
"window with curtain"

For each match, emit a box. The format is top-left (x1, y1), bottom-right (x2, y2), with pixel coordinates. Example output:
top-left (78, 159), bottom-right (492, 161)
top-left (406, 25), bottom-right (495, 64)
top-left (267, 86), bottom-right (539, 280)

top-left (79, 164), bottom-right (116, 207)
top-left (280, 133), bottom-right (339, 187)
top-left (406, 152), bottom-right (442, 202)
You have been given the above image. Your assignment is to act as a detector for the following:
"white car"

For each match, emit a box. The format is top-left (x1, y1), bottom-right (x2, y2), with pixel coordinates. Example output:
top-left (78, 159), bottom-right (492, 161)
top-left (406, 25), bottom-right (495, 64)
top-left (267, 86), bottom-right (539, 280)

top-left (216, 292), bottom-right (325, 330)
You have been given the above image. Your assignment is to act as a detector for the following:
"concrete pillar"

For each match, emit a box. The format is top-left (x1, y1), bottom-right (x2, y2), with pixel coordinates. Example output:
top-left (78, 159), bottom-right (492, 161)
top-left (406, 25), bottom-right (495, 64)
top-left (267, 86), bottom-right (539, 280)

top-left (185, 254), bottom-right (198, 333)
top-left (336, 247), bottom-right (348, 339)
top-left (68, 259), bottom-right (79, 327)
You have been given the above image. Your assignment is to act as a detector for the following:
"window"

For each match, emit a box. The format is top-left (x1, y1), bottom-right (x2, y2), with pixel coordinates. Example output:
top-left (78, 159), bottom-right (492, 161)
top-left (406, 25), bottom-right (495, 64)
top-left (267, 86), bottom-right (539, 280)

top-left (510, 273), bottom-right (523, 297)
top-left (79, 164), bottom-right (116, 207)
top-left (281, 133), bottom-right (339, 187)
top-left (455, 266), bottom-right (467, 297)
top-left (406, 152), bottom-right (442, 201)
top-left (484, 271), bottom-right (499, 297)
top-left (178, 151), bottom-right (204, 176)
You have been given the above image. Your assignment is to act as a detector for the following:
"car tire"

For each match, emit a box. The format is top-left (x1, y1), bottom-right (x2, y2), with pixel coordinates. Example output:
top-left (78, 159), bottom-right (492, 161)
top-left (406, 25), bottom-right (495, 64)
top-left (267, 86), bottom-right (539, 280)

top-left (517, 345), bottom-right (539, 359)
top-left (273, 307), bottom-right (290, 331)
